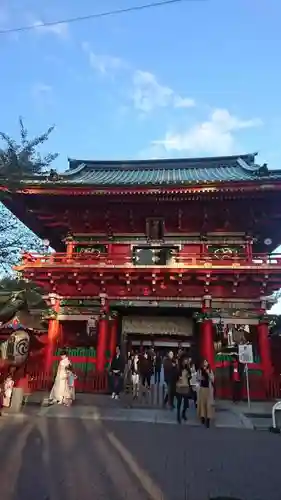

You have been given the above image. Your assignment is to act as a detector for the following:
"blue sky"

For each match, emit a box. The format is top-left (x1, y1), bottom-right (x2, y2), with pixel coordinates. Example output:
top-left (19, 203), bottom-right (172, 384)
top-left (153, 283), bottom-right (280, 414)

top-left (1, 0), bottom-right (281, 169)
top-left (1, 0), bottom-right (281, 310)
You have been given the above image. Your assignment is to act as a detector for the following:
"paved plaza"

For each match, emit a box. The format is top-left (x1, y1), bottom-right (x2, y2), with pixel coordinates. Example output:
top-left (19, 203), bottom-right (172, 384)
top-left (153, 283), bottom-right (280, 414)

top-left (13, 392), bottom-right (278, 430)
top-left (15, 401), bottom-right (253, 429)
top-left (0, 413), bottom-right (280, 500)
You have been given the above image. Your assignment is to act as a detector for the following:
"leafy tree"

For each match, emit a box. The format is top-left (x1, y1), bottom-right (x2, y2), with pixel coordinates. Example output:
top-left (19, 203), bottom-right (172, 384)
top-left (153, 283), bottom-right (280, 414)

top-left (0, 117), bottom-right (58, 274)
top-left (0, 117), bottom-right (58, 177)
top-left (0, 276), bottom-right (48, 325)
top-left (269, 315), bottom-right (281, 336)
top-left (0, 205), bottom-right (48, 275)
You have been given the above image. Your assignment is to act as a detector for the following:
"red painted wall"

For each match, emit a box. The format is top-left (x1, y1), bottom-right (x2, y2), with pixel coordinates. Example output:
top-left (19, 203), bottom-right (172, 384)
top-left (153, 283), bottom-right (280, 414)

top-left (110, 244), bottom-right (131, 264)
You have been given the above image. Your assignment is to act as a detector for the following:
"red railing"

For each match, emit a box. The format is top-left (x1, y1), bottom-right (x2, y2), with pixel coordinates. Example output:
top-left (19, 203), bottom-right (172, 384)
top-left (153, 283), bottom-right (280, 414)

top-left (265, 375), bottom-right (281, 400)
top-left (26, 371), bottom-right (108, 394)
top-left (17, 369), bottom-right (281, 401)
top-left (17, 251), bottom-right (281, 269)
top-left (213, 372), bottom-right (281, 401)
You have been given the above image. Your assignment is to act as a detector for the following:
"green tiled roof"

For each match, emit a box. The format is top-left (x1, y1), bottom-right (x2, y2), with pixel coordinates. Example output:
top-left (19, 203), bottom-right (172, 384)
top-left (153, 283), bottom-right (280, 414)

top-left (24, 154), bottom-right (281, 187)
top-left (60, 154), bottom-right (281, 186)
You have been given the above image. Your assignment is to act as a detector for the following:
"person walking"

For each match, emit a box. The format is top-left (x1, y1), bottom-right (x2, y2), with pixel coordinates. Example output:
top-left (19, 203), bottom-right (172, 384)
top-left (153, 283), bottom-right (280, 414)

top-left (188, 358), bottom-right (198, 408)
top-left (197, 359), bottom-right (215, 428)
top-left (131, 352), bottom-right (140, 399)
top-left (175, 357), bottom-right (191, 424)
top-left (139, 351), bottom-right (153, 389)
top-left (163, 351), bottom-right (178, 409)
top-left (154, 352), bottom-right (162, 384)
top-left (109, 346), bottom-right (125, 400)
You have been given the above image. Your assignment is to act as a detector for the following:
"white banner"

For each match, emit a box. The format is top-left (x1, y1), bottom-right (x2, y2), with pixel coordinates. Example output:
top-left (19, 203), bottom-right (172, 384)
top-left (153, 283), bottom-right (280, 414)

top-left (122, 316), bottom-right (193, 336)
top-left (239, 344), bottom-right (254, 364)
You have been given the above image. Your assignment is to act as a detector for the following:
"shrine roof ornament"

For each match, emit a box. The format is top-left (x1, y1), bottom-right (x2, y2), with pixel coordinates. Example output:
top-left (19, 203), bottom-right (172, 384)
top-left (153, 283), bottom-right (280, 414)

top-left (8, 153), bottom-right (281, 188)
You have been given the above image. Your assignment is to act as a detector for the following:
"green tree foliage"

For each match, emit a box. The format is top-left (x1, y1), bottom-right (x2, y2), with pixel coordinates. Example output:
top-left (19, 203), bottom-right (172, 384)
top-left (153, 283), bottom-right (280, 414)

top-left (269, 315), bottom-right (281, 336)
top-left (0, 117), bottom-right (58, 177)
top-left (0, 205), bottom-right (47, 274)
top-left (0, 277), bottom-right (48, 327)
top-left (0, 117), bottom-right (57, 274)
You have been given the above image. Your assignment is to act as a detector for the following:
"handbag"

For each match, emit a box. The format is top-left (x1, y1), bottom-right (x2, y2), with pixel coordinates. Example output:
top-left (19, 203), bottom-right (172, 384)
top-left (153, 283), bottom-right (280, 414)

top-left (176, 375), bottom-right (190, 395)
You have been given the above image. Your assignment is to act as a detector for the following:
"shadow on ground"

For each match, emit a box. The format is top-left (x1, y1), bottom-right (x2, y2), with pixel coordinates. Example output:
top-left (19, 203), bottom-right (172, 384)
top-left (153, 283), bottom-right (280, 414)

top-left (102, 419), bottom-right (281, 500)
top-left (0, 416), bottom-right (280, 500)
top-left (12, 426), bottom-right (48, 500)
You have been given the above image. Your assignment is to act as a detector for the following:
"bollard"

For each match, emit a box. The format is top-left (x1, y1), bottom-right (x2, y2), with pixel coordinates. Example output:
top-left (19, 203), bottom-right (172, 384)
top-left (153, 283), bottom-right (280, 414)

top-left (269, 401), bottom-right (281, 434)
top-left (9, 388), bottom-right (24, 413)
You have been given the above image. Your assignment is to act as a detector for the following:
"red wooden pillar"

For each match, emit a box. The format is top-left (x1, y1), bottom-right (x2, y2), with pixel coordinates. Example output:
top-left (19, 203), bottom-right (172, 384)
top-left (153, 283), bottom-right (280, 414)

top-left (199, 295), bottom-right (214, 369)
top-left (45, 295), bottom-right (60, 374)
top-left (258, 321), bottom-right (272, 380)
top-left (245, 235), bottom-right (253, 262)
top-left (109, 313), bottom-right (118, 361)
top-left (65, 235), bottom-right (74, 262)
top-left (96, 294), bottom-right (109, 372)
top-left (200, 320), bottom-right (214, 369)
top-left (96, 317), bottom-right (109, 372)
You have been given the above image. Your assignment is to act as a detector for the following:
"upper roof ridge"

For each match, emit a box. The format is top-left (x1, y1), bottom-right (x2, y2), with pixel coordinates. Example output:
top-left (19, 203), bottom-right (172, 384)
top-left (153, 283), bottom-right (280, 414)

top-left (67, 153), bottom-right (257, 172)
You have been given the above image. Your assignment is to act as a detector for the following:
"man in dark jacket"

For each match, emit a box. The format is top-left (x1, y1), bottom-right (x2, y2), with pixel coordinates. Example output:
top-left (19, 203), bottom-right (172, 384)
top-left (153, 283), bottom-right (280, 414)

top-left (139, 351), bottom-right (153, 388)
top-left (109, 346), bottom-right (125, 399)
top-left (154, 352), bottom-right (162, 384)
top-left (163, 351), bottom-right (178, 409)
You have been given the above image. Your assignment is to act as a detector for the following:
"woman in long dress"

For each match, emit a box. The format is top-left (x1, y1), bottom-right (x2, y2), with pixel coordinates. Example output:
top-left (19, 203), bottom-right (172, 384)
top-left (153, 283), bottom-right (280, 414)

top-left (197, 359), bottom-right (215, 428)
top-left (49, 350), bottom-right (70, 404)
top-left (175, 357), bottom-right (191, 424)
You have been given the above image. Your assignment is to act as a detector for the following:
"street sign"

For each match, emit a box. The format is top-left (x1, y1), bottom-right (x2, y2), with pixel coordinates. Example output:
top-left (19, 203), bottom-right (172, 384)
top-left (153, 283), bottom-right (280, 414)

top-left (238, 344), bottom-right (253, 364)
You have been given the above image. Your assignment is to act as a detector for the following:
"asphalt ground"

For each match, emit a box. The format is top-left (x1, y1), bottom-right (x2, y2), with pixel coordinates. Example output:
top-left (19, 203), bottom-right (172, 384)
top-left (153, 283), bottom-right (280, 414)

top-left (0, 416), bottom-right (280, 500)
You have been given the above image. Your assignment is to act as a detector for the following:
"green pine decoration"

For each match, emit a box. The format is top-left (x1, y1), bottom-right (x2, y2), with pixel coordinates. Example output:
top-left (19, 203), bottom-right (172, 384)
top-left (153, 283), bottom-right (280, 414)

top-left (193, 311), bottom-right (213, 322)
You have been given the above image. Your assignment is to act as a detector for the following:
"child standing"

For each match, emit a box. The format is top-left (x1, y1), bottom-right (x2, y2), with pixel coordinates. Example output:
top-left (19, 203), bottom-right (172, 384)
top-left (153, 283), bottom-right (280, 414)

top-left (64, 367), bottom-right (77, 406)
top-left (3, 374), bottom-right (14, 408)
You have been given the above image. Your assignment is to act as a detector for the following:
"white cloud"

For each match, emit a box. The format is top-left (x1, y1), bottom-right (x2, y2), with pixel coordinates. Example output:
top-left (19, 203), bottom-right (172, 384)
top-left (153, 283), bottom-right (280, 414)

top-left (153, 108), bottom-right (262, 156)
top-left (174, 96), bottom-right (196, 109)
top-left (132, 70), bottom-right (195, 113)
top-left (81, 44), bottom-right (194, 112)
top-left (32, 20), bottom-right (69, 39)
top-left (82, 42), bottom-right (125, 75)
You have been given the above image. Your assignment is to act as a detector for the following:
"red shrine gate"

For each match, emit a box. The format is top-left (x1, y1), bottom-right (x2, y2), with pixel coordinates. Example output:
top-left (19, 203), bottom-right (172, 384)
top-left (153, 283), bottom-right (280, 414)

top-left (2, 153), bottom-right (281, 400)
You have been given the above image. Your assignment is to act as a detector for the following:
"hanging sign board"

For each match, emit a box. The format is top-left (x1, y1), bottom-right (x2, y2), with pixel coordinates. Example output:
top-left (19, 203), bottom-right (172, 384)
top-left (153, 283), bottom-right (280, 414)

top-left (75, 244), bottom-right (107, 255)
top-left (238, 344), bottom-right (253, 364)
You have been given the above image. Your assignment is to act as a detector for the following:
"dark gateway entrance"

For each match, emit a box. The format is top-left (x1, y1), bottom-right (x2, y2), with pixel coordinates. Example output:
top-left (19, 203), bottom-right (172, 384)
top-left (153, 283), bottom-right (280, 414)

top-left (116, 306), bottom-right (200, 359)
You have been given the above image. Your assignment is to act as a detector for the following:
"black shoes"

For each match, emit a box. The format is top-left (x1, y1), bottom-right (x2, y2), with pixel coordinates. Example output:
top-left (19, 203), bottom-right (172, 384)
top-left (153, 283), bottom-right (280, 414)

top-left (201, 417), bottom-right (210, 428)
top-left (177, 412), bottom-right (187, 424)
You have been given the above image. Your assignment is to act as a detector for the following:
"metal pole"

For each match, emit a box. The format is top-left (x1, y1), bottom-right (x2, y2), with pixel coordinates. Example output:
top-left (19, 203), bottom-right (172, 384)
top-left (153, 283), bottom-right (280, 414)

top-left (272, 403), bottom-right (277, 429)
top-left (245, 363), bottom-right (251, 409)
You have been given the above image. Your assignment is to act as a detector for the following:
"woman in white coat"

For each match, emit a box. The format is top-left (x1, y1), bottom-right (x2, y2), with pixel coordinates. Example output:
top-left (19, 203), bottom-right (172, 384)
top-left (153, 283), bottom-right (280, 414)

top-left (49, 350), bottom-right (71, 404)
